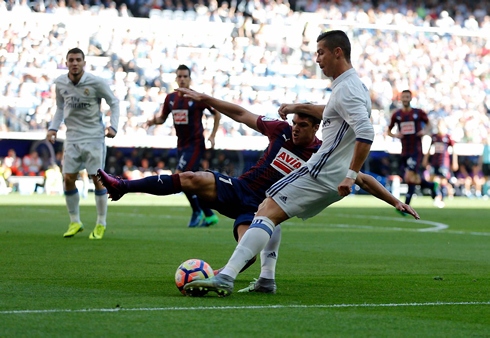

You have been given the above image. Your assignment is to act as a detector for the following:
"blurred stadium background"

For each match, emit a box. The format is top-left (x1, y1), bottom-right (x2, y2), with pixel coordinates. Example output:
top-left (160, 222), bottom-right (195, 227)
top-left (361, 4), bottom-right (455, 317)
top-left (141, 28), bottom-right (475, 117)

top-left (0, 0), bottom-right (489, 198)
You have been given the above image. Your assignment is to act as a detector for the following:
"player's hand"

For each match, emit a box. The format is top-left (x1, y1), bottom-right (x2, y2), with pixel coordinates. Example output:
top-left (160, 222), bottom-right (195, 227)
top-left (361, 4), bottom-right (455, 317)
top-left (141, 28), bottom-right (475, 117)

top-left (208, 135), bottom-right (216, 149)
top-left (47, 130), bottom-right (57, 144)
top-left (278, 104), bottom-right (296, 120)
top-left (395, 201), bottom-right (420, 220)
top-left (337, 177), bottom-right (355, 197)
top-left (105, 127), bottom-right (116, 138)
top-left (452, 163), bottom-right (459, 172)
top-left (176, 88), bottom-right (202, 101)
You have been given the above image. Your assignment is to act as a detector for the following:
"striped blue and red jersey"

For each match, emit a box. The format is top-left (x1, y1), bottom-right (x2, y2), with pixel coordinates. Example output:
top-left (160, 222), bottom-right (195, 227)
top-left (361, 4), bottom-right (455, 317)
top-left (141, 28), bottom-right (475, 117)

top-left (239, 116), bottom-right (321, 198)
top-left (389, 108), bottom-right (428, 156)
top-left (430, 133), bottom-right (455, 167)
top-left (160, 92), bottom-right (214, 151)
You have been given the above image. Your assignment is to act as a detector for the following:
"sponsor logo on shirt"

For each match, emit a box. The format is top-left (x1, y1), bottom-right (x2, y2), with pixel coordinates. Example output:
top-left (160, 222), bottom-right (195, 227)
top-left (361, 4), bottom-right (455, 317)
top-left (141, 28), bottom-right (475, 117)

top-left (271, 147), bottom-right (305, 175)
top-left (261, 117), bottom-right (278, 122)
top-left (173, 109), bottom-right (189, 124)
top-left (400, 121), bottom-right (415, 135)
top-left (434, 142), bottom-right (445, 153)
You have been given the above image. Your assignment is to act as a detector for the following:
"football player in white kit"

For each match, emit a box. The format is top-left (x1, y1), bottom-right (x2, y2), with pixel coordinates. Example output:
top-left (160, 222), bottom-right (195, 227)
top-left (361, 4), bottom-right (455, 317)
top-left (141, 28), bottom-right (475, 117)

top-left (47, 48), bottom-right (120, 239)
top-left (185, 30), bottom-right (396, 297)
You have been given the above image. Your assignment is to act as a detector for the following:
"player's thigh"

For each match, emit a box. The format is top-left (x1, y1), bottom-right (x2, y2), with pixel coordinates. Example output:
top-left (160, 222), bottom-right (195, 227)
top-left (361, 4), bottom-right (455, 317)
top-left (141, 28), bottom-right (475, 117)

top-left (62, 143), bottom-right (84, 174)
top-left (267, 168), bottom-right (342, 221)
top-left (81, 142), bottom-right (106, 176)
top-left (180, 171), bottom-right (216, 198)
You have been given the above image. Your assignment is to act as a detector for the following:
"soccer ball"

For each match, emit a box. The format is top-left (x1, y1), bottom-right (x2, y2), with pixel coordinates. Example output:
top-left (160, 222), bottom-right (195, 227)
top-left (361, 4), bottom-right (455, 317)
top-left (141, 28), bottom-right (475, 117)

top-left (175, 259), bottom-right (214, 295)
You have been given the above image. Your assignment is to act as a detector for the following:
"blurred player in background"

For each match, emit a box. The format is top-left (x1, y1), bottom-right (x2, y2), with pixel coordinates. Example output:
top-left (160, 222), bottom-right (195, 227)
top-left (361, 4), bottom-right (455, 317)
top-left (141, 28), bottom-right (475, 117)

top-left (47, 48), bottom-right (120, 240)
top-left (144, 65), bottom-right (221, 228)
top-left (388, 90), bottom-right (437, 209)
top-left (422, 120), bottom-right (458, 208)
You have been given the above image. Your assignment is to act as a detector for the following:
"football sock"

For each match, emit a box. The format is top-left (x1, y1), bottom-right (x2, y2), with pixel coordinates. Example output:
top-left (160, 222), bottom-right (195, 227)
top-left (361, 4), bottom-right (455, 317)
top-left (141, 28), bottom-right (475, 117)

top-left (186, 193), bottom-right (201, 213)
top-left (202, 207), bottom-right (214, 217)
top-left (221, 217), bottom-right (276, 280)
top-left (95, 189), bottom-right (108, 227)
top-left (65, 188), bottom-right (80, 224)
top-left (405, 184), bottom-right (415, 205)
top-left (259, 224), bottom-right (281, 280)
top-left (441, 185), bottom-right (448, 198)
top-left (126, 174), bottom-right (182, 195)
top-left (420, 179), bottom-right (435, 189)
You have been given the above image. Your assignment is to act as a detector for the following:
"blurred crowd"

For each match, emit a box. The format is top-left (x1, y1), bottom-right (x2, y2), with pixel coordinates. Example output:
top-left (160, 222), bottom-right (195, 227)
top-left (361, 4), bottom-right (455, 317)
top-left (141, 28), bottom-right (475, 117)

top-left (0, 0), bottom-right (489, 143)
top-left (1, 0), bottom-right (490, 197)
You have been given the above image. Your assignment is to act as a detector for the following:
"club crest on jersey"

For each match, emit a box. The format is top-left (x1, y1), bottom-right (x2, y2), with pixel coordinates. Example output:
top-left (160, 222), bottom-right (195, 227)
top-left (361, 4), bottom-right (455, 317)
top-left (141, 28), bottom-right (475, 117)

top-left (84, 89), bottom-right (90, 96)
top-left (271, 147), bottom-right (305, 176)
top-left (261, 117), bottom-right (278, 122)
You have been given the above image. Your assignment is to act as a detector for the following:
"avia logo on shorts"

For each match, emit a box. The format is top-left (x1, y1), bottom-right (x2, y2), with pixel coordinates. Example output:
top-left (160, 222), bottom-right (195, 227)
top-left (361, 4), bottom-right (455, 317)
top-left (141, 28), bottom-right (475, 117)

top-left (271, 148), bottom-right (305, 176)
top-left (173, 109), bottom-right (189, 124)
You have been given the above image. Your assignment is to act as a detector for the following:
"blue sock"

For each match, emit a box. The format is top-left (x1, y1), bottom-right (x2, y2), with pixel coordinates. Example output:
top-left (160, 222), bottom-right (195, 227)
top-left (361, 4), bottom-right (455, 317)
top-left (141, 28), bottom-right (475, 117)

top-left (186, 193), bottom-right (201, 213)
top-left (406, 184), bottom-right (415, 205)
top-left (126, 174), bottom-right (181, 195)
top-left (202, 207), bottom-right (214, 217)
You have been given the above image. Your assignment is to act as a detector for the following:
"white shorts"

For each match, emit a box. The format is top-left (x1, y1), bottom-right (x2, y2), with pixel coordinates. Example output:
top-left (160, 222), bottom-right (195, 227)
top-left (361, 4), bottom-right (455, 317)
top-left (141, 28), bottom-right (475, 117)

top-left (266, 166), bottom-right (344, 220)
top-left (63, 142), bottom-right (106, 175)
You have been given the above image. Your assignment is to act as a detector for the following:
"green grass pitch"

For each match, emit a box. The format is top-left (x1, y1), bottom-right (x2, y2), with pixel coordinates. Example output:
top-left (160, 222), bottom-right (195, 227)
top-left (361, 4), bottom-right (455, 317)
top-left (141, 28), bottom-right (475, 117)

top-left (1, 193), bottom-right (489, 337)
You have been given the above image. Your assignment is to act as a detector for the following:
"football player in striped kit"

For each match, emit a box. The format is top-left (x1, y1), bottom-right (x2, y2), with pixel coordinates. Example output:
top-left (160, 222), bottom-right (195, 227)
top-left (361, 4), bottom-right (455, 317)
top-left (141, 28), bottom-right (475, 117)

top-left (47, 48), bottom-right (120, 239)
top-left (145, 65), bottom-right (221, 228)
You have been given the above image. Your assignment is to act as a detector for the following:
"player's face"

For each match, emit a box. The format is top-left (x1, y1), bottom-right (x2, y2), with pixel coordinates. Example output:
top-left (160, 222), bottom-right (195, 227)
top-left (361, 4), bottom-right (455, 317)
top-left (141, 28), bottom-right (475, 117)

top-left (66, 53), bottom-right (85, 77)
top-left (176, 70), bottom-right (191, 88)
top-left (401, 92), bottom-right (412, 108)
top-left (316, 40), bottom-right (335, 78)
top-left (291, 114), bottom-right (318, 146)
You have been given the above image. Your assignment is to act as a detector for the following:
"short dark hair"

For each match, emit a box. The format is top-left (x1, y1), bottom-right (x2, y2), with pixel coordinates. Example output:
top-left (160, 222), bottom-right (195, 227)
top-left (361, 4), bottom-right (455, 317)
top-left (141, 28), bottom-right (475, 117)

top-left (176, 64), bottom-right (191, 77)
top-left (401, 89), bottom-right (412, 96)
top-left (296, 112), bottom-right (321, 126)
top-left (66, 48), bottom-right (85, 60)
top-left (317, 30), bottom-right (351, 63)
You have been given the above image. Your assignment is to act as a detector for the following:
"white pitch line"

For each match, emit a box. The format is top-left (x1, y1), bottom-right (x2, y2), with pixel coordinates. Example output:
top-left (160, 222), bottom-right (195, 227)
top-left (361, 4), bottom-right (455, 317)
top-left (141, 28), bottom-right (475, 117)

top-left (2, 301), bottom-right (489, 315)
top-left (333, 213), bottom-right (449, 232)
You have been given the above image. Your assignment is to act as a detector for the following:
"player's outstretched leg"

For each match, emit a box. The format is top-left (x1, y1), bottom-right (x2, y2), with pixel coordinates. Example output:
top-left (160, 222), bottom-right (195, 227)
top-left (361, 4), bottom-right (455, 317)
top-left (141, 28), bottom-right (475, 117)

top-left (184, 273), bottom-right (235, 297)
top-left (97, 169), bottom-right (127, 201)
top-left (237, 277), bottom-right (277, 294)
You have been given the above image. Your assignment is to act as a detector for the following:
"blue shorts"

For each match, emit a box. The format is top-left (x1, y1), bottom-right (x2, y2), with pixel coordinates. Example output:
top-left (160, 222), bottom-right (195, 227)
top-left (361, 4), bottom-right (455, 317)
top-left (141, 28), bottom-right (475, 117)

top-left (430, 165), bottom-right (450, 179)
top-left (401, 154), bottom-right (422, 175)
top-left (176, 147), bottom-right (203, 172)
top-left (199, 171), bottom-right (264, 241)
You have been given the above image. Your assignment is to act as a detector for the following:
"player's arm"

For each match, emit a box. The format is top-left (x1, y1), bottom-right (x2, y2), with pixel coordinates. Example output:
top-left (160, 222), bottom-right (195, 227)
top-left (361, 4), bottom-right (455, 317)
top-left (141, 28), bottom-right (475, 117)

top-left (47, 84), bottom-right (65, 144)
top-left (337, 87), bottom-right (375, 196)
top-left (278, 103), bottom-right (324, 121)
top-left (422, 140), bottom-right (432, 168)
top-left (176, 88), bottom-right (260, 131)
top-left (356, 172), bottom-right (420, 219)
top-left (208, 110), bottom-right (221, 149)
top-left (386, 111), bottom-right (401, 139)
top-left (97, 80), bottom-right (120, 138)
top-left (417, 111), bottom-right (431, 137)
top-left (145, 97), bottom-right (170, 128)
top-left (452, 143), bottom-right (459, 172)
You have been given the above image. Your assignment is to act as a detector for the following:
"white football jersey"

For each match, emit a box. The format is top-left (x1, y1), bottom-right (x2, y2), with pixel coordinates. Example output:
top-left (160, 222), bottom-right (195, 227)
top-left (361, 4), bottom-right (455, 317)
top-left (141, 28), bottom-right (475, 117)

top-left (49, 72), bottom-right (120, 143)
top-left (306, 68), bottom-right (374, 183)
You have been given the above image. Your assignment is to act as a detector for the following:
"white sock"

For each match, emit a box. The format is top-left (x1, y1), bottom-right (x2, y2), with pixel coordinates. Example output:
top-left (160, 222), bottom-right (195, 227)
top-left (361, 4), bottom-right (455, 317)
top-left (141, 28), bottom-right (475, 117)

top-left (95, 189), bottom-right (108, 227)
top-left (221, 216), bottom-right (276, 279)
top-left (65, 189), bottom-right (80, 224)
top-left (259, 224), bottom-right (281, 280)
